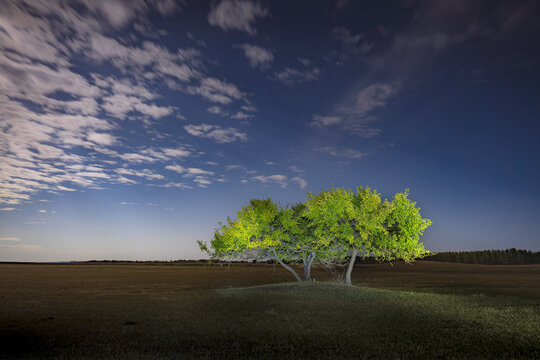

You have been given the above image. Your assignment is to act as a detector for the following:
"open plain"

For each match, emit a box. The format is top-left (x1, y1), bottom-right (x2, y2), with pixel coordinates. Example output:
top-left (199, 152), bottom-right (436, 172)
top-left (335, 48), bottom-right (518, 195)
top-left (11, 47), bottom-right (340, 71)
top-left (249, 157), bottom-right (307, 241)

top-left (1, 261), bottom-right (539, 359)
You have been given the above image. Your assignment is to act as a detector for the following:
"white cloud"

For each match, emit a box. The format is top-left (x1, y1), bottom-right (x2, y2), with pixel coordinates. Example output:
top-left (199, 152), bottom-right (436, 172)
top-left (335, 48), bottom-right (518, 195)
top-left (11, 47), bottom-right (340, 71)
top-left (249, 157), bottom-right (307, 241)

top-left (289, 166), bottom-right (304, 174)
top-left (315, 146), bottom-right (366, 159)
top-left (115, 168), bottom-right (165, 180)
top-left (193, 176), bottom-right (212, 188)
top-left (183, 168), bottom-right (214, 177)
top-left (241, 105), bottom-right (257, 112)
top-left (291, 177), bottom-right (307, 189)
top-left (102, 93), bottom-right (174, 120)
top-left (235, 44), bottom-right (274, 69)
top-left (118, 147), bottom-right (191, 163)
top-left (0, 0), bottom-right (250, 206)
top-left (0, 244), bottom-right (42, 250)
top-left (184, 124), bottom-right (248, 143)
top-left (311, 81), bottom-right (400, 137)
top-left (39, 210), bottom-right (47, 213)
top-left (157, 182), bottom-right (191, 189)
top-left (310, 115), bottom-right (343, 127)
top-left (87, 132), bottom-right (117, 146)
top-left (0, 208), bottom-right (16, 211)
top-left (251, 174), bottom-right (288, 188)
top-left (165, 165), bottom-right (185, 174)
top-left (208, 0), bottom-right (269, 35)
top-left (0, 237), bottom-right (20, 242)
top-left (273, 67), bottom-right (320, 86)
top-left (187, 77), bottom-right (245, 104)
top-left (208, 106), bottom-right (224, 115)
top-left (341, 82), bottom-right (401, 117)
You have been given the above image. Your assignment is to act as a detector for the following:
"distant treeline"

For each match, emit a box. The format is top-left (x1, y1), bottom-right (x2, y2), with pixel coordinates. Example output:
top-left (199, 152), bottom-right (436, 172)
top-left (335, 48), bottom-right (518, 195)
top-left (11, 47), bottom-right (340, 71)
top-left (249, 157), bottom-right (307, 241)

top-left (419, 248), bottom-right (540, 265)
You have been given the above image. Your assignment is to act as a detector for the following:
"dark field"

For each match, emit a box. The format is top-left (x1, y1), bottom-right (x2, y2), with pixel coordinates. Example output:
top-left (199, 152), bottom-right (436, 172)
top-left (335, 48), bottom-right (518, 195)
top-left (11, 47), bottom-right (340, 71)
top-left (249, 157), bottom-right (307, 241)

top-left (1, 262), bottom-right (539, 359)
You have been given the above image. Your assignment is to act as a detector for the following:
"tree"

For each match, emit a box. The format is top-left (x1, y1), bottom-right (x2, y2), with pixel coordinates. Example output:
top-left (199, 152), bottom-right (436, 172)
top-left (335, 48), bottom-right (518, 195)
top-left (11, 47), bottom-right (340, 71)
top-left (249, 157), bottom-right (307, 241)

top-left (305, 187), bottom-right (431, 285)
top-left (198, 198), bottom-right (335, 282)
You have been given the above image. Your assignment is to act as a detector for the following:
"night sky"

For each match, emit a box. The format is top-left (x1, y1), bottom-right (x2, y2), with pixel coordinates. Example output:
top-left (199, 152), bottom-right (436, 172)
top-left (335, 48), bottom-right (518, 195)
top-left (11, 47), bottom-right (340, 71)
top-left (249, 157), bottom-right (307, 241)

top-left (1, 0), bottom-right (539, 262)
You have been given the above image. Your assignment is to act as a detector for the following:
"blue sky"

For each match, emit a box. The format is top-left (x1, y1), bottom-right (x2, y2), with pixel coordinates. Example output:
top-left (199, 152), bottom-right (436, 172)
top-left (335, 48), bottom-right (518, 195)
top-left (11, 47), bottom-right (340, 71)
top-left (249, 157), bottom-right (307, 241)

top-left (1, 0), bottom-right (539, 261)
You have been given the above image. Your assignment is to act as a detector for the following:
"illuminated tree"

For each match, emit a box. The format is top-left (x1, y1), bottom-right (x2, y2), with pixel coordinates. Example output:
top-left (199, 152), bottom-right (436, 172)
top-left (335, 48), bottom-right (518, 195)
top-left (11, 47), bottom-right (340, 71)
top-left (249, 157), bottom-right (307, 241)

top-left (198, 198), bottom-right (331, 282)
top-left (305, 187), bottom-right (431, 285)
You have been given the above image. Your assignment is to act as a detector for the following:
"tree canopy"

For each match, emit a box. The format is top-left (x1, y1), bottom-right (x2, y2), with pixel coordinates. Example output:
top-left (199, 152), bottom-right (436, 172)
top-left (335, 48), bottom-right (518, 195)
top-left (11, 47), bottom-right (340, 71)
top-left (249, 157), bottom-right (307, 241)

top-left (198, 187), bottom-right (432, 285)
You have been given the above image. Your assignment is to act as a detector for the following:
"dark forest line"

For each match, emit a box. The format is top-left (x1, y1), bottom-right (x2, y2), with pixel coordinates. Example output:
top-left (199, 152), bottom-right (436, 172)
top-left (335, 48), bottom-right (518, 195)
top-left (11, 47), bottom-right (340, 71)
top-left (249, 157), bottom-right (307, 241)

top-left (416, 248), bottom-right (540, 265)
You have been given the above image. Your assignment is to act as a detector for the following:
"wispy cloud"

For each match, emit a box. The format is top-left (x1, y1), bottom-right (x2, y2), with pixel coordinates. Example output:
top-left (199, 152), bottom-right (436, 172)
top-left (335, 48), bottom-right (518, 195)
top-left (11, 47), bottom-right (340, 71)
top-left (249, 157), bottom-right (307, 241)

top-left (291, 177), bottom-right (308, 189)
top-left (0, 244), bottom-right (42, 250)
top-left (184, 124), bottom-right (248, 143)
top-left (251, 174), bottom-right (288, 188)
top-left (273, 67), bottom-right (320, 86)
top-left (235, 44), bottom-right (274, 69)
top-left (315, 146), bottom-right (367, 159)
top-left (0, 237), bottom-right (20, 242)
top-left (310, 81), bottom-right (400, 137)
top-left (208, 0), bottom-right (269, 35)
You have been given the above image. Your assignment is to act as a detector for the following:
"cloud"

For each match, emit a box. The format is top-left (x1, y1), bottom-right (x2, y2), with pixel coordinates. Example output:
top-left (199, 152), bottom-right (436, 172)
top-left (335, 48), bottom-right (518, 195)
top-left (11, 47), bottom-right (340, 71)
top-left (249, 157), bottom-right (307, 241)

top-left (291, 177), bottom-right (307, 189)
top-left (0, 208), bottom-right (16, 211)
top-left (208, 0), bottom-right (269, 35)
top-left (273, 67), bottom-right (320, 86)
top-left (339, 82), bottom-right (401, 117)
top-left (235, 44), bottom-right (274, 69)
top-left (289, 166), bottom-right (304, 174)
top-left (315, 146), bottom-right (366, 159)
top-left (80, 0), bottom-right (185, 28)
top-left (187, 77), bottom-right (245, 104)
top-left (310, 115), bottom-right (343, 127)
top-left (329, 27), bottom-right (373, 63)
top-left (0, 0), bottom-right (258, 205)
top-left (101, 93), bottom-right (174, 120)
top-left (119, 202), bottom-right (137, 205)
top-left (157, 182), bottom-right (191, 189)
top-left (0, 244), bottom-right (42, 250)
top-left (184, 124), bottom-right (248, 143)
top-left (87, 132), bottom-right (117, 146)
top-left (0, 237), bottom-right (20, 242)
top-left (251, 174), bottom-right (288, 188)
top-left (165, 165), bottom-right (185, 174)
top-left (193, 176), bottom-right (212, 188)
top-left (183, 168), bottom-right (214, 177)
top-left (118, 147), bottom-right (191, 163)
top-left (115, 168), bottom-right (165, 180)
top-left (208, 106), bottom-right (225, 115)
top-left (311, 81), bottom-right (400, 137)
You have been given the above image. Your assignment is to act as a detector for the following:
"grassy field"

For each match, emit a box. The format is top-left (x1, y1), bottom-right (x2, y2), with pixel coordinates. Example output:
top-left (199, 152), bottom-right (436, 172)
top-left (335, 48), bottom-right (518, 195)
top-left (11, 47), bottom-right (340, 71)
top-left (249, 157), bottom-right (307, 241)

top-left (1, 261), bottom-right (539, 359)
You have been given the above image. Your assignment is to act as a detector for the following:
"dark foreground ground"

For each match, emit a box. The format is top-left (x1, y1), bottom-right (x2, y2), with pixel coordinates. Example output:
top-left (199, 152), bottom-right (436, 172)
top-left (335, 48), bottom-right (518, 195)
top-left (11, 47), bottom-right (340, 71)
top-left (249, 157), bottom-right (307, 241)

top-left (1, 261), bottom-right (539, 359)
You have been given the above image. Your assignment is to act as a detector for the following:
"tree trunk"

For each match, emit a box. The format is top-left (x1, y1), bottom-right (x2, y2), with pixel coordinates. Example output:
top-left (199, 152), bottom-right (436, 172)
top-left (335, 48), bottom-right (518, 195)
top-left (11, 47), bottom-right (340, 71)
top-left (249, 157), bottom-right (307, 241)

top-left (270, 249), bottom-right (301, 282)
top-left (303, 251), bottom-right (316, 281)
top-left (345, 246), bottom-right (358, 286)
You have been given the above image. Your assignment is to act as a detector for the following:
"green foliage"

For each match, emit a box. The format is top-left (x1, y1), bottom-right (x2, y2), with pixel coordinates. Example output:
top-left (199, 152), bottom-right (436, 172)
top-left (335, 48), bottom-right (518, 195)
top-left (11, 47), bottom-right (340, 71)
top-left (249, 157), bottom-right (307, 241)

top-left (379, 189), bottom-right (432, 261)
top-left (198, 198), bottom-right (286, 260)
top-left (199, 186), bottom-right (432, 284)
top-left (304, 187), bottom-right (431, 283)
